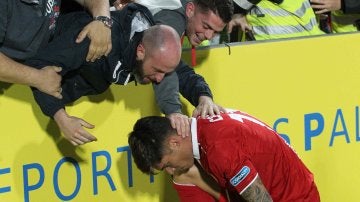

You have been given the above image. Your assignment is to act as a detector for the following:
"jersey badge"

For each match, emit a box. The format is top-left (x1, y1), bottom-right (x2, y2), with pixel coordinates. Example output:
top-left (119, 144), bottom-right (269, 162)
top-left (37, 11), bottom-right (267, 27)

top-left (230, 166), bottom-right (250, 186)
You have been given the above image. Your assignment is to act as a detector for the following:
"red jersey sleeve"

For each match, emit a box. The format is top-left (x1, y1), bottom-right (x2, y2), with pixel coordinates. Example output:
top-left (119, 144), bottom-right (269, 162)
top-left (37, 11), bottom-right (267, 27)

top-left (206, 139), bottom-right (259, 195)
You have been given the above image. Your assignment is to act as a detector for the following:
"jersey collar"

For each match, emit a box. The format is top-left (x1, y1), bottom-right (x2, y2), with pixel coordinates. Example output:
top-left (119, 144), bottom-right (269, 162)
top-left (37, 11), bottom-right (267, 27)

top-left (191, 118), bottom-right (200, 160)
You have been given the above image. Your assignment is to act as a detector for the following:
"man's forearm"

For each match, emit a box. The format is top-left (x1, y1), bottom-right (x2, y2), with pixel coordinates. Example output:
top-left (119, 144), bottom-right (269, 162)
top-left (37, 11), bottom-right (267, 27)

top-left (153, 72), bottom-right (182, 115)
top-left (75, 0), bottom-right (110, 17)
top-left (0, 52), bottom-right (40, 87)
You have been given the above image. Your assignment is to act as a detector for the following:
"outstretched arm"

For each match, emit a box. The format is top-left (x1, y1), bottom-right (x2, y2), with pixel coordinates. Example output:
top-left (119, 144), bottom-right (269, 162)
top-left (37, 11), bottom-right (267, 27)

top-left (25, 11), bottom-right (101, 146)
top-left (176, 61), bottom-right (225, 118)
top-left (0, 53), bottom-right (63, 99)
top-left (153, 72), bottom-right (191, 138)
top-left (154, 60), bottom-right (226, 137)
top-left (176, 60), bottom-right (213, 106)
top-left (54, 109), bottom-right (97, 146)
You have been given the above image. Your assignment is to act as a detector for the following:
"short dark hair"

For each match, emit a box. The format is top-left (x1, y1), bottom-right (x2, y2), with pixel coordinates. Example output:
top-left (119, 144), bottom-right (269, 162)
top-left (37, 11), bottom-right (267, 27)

top-left (194, 0), bottom-right (234, 23)
top-left (128, 116), bottom-right (175, 175)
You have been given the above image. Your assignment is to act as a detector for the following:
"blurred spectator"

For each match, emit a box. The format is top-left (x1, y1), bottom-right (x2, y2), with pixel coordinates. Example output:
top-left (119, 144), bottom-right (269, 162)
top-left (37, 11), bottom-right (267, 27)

top-left (311, 0), bottom-right (360, 33)
top-left (310, 0), bottom-right (360, 14)
top-left (228, 0), bottom-right (325, 41)
top-left (330, 11), bottom-right (360, 33)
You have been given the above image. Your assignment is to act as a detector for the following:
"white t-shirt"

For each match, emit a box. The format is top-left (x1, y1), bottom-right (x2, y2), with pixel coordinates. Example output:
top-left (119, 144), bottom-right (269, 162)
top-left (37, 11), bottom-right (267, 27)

top-left (135, 0), bottom-right (182, 15)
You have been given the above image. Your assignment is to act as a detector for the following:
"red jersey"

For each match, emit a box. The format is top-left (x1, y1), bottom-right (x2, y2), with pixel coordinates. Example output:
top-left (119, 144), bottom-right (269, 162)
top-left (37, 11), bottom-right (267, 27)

top-left (194, 110), bottom-right (320, 202)
top-left (173, 182), bottom-right (217, 202)
top-left (173, 182), bottom-right (241, 202)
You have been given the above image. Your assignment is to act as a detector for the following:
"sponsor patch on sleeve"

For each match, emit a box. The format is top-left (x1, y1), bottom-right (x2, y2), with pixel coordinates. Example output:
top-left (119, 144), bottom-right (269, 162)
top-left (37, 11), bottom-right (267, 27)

top-left (230, 166), bottom-right (250, 186)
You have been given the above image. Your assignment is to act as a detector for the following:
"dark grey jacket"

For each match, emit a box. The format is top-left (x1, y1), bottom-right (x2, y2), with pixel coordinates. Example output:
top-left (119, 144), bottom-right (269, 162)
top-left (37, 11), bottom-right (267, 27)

top-left (0, 0), bottom-right (61, 61)
top-left (151, 0), bottom-right (213, 114)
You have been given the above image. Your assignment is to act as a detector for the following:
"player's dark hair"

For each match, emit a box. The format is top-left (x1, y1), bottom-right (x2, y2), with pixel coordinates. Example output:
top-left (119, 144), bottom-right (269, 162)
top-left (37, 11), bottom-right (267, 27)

top-left (128, 116), bottom-right (175, 175)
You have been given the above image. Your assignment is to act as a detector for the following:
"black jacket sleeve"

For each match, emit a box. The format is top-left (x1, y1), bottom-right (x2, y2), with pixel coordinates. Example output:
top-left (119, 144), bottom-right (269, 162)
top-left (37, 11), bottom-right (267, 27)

top-left (26, 12), bottom-right (91, 72)
top-left (153, 60), bottom-right (214, 114)
top-left (153, 7), bottom-right (186, 37)
top-left (342, 0), bottom-right (360, 14)
top-left (148, 6), bottom-right (213, 114)
top-left (153, 72), bottom-right (182, 114)
top-left (25, 12), bottom-right (93, 117)
top-left (152, 7), bottom-right (187, 114)
top-left (176, 60), bottom-right (213, 107)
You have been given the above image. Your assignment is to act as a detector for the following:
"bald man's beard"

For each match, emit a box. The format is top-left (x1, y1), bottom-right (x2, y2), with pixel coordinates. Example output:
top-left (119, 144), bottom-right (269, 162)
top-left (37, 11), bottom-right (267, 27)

top-left (132, 59), bottom-right (147, 84)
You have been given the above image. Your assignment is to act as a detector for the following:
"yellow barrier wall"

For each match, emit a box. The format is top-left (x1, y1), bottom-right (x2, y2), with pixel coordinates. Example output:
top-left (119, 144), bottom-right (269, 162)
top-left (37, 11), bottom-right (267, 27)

top-left (1, 32), bottom-right (360, 202)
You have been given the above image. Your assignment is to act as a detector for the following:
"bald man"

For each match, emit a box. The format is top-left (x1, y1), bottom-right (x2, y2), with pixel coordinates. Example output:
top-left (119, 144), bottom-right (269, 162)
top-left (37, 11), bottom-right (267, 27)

top-left (25, 3), bottom-right (182, 146)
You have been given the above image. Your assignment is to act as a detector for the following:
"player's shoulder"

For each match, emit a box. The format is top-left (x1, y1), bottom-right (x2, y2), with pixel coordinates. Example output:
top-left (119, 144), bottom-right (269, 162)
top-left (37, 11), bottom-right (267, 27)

top-left (197, 109), bottom-right (245, 123)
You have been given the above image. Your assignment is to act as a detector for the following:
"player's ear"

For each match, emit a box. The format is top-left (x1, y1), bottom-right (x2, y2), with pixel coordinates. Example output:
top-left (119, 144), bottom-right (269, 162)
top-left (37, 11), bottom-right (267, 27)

top-left (168, 136), bottom-right (181, 150)
top-left (136, 43), bottom-right (145, 60)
